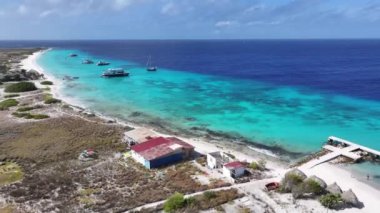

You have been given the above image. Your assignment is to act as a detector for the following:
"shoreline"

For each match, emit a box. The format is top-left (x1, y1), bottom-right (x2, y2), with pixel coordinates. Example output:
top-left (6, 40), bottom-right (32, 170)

top-left (20, 50), bottom-right (296, 164)
top-left (19, 49), bottom-right (380, 212)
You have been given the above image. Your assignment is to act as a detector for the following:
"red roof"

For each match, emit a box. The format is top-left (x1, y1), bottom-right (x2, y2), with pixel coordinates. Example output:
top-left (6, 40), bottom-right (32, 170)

top-left (131, 137), bottom-right (194, 160)
top-left (131, 137), bottom-right (169, 152)
top-left (224, 161), bottom-right (245, 169)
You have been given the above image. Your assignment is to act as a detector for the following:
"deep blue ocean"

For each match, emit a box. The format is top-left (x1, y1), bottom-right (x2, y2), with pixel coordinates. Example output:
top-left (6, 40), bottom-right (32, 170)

top-left (2, 40), bottom-right (380, 100)
top-left (2, 40), bottom-right (380, 158)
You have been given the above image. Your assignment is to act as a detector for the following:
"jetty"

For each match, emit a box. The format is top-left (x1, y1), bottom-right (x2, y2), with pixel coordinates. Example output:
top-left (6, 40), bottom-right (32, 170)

top-left (302, 136), bottom-right (380, 169)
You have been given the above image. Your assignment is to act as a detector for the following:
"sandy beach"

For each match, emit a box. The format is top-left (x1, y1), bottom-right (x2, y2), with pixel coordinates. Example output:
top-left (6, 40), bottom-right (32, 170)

top-left (5, 49), bottom-right (377, 212)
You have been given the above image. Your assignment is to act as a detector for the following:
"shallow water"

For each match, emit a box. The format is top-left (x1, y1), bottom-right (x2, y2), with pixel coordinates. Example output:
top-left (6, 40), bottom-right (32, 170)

top-left (38, 48), bottom-right (380, 155)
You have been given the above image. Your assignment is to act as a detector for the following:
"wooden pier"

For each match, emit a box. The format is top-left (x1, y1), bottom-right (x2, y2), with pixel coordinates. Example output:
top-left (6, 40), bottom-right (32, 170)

top-left (302, 136), bottom-right (380, 169)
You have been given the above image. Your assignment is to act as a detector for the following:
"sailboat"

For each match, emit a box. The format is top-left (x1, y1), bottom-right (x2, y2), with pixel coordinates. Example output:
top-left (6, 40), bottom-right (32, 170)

top-left (146, 56), bottom-right (157, 71)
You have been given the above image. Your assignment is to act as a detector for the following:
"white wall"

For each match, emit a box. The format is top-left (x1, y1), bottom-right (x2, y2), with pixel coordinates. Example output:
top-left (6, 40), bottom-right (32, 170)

top-left (131, 150), bottom-right (146, 165)
top-left (222, 166), bottom-right (232, 178)
top-left (207, 154), bottom-right (217, 169)
top-left (223, 166), bottom-right (245, 178)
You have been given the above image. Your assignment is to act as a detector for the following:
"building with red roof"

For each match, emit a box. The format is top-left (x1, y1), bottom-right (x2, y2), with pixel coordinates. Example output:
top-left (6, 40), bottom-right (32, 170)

top-left (131, 137), bottom-right (194, 169)
top-left (223, 161), bottom-right (246, 179)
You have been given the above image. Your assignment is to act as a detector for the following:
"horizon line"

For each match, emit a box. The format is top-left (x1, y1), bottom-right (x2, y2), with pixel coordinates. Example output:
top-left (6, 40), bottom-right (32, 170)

top-left (1, 38), bottom-right (380, 42)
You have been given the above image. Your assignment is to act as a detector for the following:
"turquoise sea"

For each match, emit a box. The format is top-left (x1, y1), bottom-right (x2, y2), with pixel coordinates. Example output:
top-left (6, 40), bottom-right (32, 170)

top-left (38, 48), bottom-right (380, 157)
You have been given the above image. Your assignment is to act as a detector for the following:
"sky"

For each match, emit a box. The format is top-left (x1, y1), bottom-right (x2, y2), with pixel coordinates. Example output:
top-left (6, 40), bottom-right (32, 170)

top-left (0, 0), bottom-right (380, 40)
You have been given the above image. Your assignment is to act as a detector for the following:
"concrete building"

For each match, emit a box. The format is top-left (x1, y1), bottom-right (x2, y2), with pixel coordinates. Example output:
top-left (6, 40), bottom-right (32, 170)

top-left (223, 161), bottom-right (246, 179)
top-left (124, 127), bottom-right (158, 146)
top-left (131, 137), bottom-right (194, 169)
top-left (207, 151), bottom-right (234, 169)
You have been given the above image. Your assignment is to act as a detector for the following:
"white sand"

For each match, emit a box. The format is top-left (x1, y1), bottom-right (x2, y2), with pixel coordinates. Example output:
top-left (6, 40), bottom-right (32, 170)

top-left (300, 163), bottom-right (380, 213)
top-left (20, 49), bottom-right (88, 109)
top-left (20, 50), bottom-right (380, 213)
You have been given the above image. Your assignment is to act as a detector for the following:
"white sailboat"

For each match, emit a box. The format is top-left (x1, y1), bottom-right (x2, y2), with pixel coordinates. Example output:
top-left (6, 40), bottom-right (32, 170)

top-left (146, 56), bottom-right (157, 71)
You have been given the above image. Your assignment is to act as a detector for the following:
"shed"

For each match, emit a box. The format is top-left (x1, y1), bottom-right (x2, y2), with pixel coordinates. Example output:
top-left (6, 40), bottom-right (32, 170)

top-left (207, 151), bottom-right (232, 169)
top-left (223, 161), bottom-right (246, 179)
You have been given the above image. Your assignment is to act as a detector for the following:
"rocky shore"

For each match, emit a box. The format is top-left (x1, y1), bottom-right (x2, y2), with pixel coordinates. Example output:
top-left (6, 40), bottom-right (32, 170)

top-left (0, 48), bottom-right (45, 83)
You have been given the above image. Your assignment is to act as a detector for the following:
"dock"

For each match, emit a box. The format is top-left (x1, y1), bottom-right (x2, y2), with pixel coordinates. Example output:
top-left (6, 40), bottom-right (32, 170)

top-left (302, 136), bottom-right (380, 169)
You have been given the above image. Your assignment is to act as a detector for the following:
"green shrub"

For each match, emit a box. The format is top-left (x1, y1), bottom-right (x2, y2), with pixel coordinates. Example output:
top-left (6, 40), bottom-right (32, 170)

top-left (0, 99), bottom-right (19, 110)
top-left (17, 105), bottom-right (42, 112)
top-left (203, 191), bottom-right (217, 200)
top-left (163, 192), bottom-right (186, 213)
top-left (4, 94), bottom-right (20, 98)
top-left (4, 82), bottom-right (37, 93)
top-left (43, 94), bottom-right (61, 104)
top-left (12, 112), bottom-right (49, 119)
top-left (40, 81), bottom-right (53, 85)
top-left (258, 159), bottom-right (266, 170)
top-left (44, 98), bottom-right (61, 104)
top-left (249, 159), bottom-right (266, 171)
top-left (184, 196), bottom-right (197, 207)
top-left (292, 179), bottom-right (325, 198)
top-left (304, 179), bottom-right (325, 195)
top-left (319, 193), bottom-right (343, 209)
top-left (279, 173), bottom-right (305, 193)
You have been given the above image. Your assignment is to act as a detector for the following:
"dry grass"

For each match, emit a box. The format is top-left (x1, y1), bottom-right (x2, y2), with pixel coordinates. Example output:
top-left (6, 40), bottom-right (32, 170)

top-left (0, 116), bottom-right (124, 165)
top-left (0, 205), bottom-right (17, 213)
top-left (0, 162), bottom-right (24, 186)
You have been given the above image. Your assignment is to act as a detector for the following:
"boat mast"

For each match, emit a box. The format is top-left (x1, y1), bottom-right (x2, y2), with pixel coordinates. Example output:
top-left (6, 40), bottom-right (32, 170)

top-left (147, 55), bottom-right (151, 68)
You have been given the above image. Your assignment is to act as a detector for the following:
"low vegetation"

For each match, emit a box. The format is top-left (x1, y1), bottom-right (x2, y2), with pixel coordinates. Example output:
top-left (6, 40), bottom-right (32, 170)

top-left (43, 94), bottom-right (61, 104)
top-left (12, 112), bottom-right (50, 119)
top-left (16, 105), bottom-right (43, 112)
top-left (279, 173), bottom-right (305, 193)
top-left (0, 99), bottom-right (19, 110)
top-left (292, 179), bottom-right (325, 198)
top-left (0, 162), bottom-right (24, 186)
top-left (40, 81), bottom-right (53, 85)
top-left (319, 193), bottom-right (343, 209)
top-left (163, 189), bottom-right (241, 212)
top-left (4, 94), bottom-right (20, 98)
top-left (249, 159), bottom-right (266, 171)
top-left (0, 205), bottom-right (17, 213)
top-left (163, 192), bottom-right (186, 212)
top-left (4, 82), bottom-right (37, 93)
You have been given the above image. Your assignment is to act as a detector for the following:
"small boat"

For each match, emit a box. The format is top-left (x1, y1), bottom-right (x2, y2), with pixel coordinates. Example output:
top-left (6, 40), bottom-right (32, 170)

top-left (97, 61), bottom-right (110, 66)
top-left (101, 68), bottom-right (129, 78)
top-left (82, 59), bottom-right (94, 64)
top-left (63, 75), bottom-right (79, 81)
top-left (146, 56), bottom-right (157, 71)
top-left (69, 53), bottom-right (78, 57)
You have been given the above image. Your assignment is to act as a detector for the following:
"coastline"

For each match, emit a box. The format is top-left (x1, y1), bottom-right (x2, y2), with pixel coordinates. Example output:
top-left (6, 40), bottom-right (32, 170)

top-left (20, 49), bottom-right (380, 212)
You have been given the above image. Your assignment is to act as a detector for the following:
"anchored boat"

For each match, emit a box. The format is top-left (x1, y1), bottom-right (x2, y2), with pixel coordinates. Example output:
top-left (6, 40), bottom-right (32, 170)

top-left (82, 59), bottom-right (94, 64)
top-left (97, 61), bottom-right (110, 66)
top-left (101, 68), bottom-right (129, 78)
top-left (146, 56), bottom-right (157, 71)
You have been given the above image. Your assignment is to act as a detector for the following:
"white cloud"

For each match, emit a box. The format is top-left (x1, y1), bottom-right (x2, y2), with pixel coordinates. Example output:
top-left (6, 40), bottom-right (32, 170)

top-left (47, 0), bottom-right (61, 4)
top-left (215, 20), bottom-right (237, 27)
top-left (112, 0), bottom-right (135, 10)
top-left (244, 5), bottom-right (264, 13)
top-left (17, 4), bottom-right (28, 15)
top-left (246, 20), bottom-right (281, 25)
top-left (161, 2), bottom-right (179, 15)
top-left (39, 10), bottom-right (55, 18)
